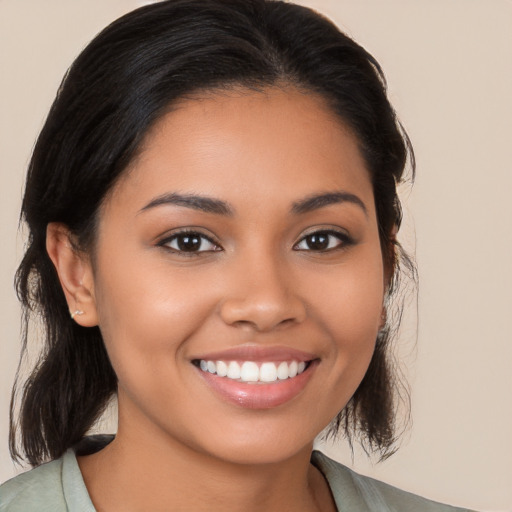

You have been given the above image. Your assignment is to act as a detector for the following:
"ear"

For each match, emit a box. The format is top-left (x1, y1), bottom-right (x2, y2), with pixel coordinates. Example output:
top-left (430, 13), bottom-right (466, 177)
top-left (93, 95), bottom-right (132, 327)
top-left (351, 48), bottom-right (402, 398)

top-left (46, 222), bottom-right (98, 327)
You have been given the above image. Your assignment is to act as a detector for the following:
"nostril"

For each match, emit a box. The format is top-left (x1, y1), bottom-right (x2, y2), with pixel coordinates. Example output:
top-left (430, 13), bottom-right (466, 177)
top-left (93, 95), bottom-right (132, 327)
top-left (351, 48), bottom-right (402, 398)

top-left (232, 318), bottom-right (296, 331)
top-left (218, 285), bottom-right (307, 331)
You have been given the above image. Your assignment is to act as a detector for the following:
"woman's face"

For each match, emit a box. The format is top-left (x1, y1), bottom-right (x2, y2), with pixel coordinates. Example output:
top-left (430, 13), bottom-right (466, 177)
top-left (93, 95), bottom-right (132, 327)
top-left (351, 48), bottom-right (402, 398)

top-left (86, 87), bottom-right (385, 464)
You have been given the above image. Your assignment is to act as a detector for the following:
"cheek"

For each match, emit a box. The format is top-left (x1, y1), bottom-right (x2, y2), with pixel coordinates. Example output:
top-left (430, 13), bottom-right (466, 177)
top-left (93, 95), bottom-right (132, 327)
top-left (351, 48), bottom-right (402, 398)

top-left (91, 250), bottom-right (216, 375)
top-left (310, 255), bottom-right (384, 343)
top-left (304, 250), bottom-right (385, 398)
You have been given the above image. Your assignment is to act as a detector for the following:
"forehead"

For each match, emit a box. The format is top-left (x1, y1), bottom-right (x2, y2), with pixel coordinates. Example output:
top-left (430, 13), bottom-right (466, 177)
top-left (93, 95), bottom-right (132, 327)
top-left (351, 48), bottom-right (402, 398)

top-left (106, 86), bottom-right (374, 217)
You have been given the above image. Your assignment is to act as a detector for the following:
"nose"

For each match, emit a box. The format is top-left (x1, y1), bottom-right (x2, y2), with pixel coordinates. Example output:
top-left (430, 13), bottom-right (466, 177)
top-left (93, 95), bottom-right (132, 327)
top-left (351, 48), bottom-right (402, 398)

top-left (219, 253), bottom-right (307, 332)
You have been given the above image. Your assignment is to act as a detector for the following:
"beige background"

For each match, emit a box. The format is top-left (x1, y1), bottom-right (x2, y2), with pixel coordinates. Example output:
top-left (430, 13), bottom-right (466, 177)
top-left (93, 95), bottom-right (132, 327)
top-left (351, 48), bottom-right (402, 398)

top-left (1, 1), bottom-right (511, 511)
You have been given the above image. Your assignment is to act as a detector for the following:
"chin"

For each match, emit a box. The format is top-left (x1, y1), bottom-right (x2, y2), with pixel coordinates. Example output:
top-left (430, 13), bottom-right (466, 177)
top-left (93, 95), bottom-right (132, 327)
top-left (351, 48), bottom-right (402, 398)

top-left (177, 413), bottom-right (331, 467)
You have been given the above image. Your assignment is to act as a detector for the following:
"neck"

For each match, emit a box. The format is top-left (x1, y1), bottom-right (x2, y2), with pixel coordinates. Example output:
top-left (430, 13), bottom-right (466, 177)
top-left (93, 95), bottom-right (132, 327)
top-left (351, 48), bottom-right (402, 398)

top-left (78, 424), bottom-right (333, 512)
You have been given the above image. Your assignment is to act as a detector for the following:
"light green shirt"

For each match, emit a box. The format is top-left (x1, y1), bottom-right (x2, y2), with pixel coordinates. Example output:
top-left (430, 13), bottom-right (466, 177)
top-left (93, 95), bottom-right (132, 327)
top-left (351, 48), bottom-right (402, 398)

top-left (0, 437), bottom-right (476, 511)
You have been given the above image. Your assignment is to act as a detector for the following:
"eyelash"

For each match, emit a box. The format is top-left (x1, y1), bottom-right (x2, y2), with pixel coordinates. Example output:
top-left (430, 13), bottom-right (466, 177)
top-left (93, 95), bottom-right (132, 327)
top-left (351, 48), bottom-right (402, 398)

top-left (157, 229), bottom-right (221, 256)
top-left (293, 230), bottom-right (353, 253)
top-left (157, 228), bottom-right (353, 256)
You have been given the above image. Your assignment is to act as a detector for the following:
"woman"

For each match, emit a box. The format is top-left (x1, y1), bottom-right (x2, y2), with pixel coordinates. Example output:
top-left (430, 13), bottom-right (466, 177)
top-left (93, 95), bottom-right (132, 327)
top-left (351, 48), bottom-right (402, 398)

top-left (1, 1), bottom-right (476, 510)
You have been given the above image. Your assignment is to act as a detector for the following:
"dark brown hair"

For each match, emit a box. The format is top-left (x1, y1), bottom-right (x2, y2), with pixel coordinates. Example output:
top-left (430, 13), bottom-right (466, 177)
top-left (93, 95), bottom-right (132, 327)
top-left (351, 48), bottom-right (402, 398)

top-left (11, 0), bottom-right (415, 467)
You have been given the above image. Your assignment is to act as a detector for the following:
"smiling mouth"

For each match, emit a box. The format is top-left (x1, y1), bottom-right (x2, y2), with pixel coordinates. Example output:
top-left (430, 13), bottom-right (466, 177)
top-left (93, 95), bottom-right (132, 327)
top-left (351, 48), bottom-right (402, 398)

top-left (193, 359), bottom-right (312, 383)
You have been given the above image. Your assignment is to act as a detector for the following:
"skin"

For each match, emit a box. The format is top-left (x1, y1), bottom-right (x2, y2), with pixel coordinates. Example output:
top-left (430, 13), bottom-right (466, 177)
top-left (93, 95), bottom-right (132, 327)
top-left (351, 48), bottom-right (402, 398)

top-left (47, 87), bottom-right (387, 512)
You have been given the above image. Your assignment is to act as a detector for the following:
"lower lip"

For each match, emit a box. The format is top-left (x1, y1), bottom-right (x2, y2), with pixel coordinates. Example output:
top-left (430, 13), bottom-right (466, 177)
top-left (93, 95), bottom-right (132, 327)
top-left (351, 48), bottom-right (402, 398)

top-left (196, 361), bottom-right (318, 409)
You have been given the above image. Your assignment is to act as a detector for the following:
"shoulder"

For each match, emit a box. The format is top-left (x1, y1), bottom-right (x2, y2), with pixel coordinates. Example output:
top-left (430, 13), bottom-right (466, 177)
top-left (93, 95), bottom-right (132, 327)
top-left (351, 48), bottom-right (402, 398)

top-left (0, 435), bottom-right (112, 511)
top-left (311, 451), bottom-right (477, 512)
top-left (0, 458), bottom-right (67, 512)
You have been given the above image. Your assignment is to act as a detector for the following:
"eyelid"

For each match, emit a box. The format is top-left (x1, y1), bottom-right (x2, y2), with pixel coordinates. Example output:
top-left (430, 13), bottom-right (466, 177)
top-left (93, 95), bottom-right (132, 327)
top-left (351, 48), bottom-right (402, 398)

top-left (156, 227), bottom-right (222, 253)
top-left (293, 227), bottom-right (354, 251)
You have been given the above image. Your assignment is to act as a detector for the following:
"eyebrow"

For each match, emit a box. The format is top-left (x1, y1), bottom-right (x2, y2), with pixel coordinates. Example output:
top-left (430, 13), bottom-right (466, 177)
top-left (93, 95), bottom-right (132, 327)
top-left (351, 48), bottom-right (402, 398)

top-left (139, 190), bottom-right (367, 217)
top-left (139, 193), bottom-right (234, 216)
top-left (291, 191), bottom-right (368, 216)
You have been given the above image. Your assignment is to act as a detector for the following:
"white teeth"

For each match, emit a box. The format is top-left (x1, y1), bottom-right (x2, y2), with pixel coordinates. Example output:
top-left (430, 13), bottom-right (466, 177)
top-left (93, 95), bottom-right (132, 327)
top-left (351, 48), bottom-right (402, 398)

top-left (277, 361), bottom-right (289, 380)
top-left (259, 362), bottom-right (278, 382)
top-left (216, 360), bottom-right (228, 377)
top-left (227, 361), bottom-right (241, 379)
top-left (198, 359), bottom-right (309, 383)
top-left (240, 362), bottom-right (259, 382)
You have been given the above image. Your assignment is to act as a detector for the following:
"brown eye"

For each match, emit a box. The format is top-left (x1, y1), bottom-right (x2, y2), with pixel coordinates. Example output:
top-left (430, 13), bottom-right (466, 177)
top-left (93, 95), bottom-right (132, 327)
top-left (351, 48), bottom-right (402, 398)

top-left (176, 234), bottom-right (202, 251)
top-left (294, 230), bottom-right (350, 252)
top-left (161, 231), bottom-right (220, 253)
top-left (304, 233), bottom-right (330, 250)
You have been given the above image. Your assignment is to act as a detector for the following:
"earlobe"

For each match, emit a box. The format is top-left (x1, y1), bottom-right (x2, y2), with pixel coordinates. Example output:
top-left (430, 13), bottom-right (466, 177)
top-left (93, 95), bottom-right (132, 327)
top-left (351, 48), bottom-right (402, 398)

top-left (46, 222), bottom-right (98, 327)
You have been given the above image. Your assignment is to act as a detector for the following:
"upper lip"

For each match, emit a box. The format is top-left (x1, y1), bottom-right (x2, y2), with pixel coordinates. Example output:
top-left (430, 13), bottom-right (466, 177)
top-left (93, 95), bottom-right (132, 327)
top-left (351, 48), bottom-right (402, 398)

top-left (191, 345), bottom-right (317, 363)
